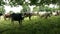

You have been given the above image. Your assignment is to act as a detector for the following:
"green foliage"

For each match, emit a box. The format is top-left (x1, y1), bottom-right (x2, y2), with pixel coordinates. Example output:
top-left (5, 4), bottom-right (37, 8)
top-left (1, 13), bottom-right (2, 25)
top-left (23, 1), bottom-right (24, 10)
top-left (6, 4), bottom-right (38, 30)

top-left (0, 6), bottom-right (5, 14)
top-left (0, 0), bottom-right (5, 6)
top-left (33, 6), bottom-right (39, 12)
top-left (10, 0), bottom-right (24, 6)
top-left (51, 0), bottom-right (57, 4)
top-left (0, 0), bottom-right (60, 6)
top-left (21, 4), bottom-right (30, 12)
top-left (29, 0), bottom-right (38, 5)
top-left (44, 6), bottom-right (52, 11)
top-left (33, 5), bottom-right (60, 12)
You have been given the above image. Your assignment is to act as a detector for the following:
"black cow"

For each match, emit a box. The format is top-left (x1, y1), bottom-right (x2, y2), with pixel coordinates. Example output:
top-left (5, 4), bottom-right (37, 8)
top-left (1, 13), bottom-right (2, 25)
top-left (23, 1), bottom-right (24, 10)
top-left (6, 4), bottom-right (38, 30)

top-left (0, 13), bottom-right (3, 19)
top-left (0, 13), bottom-right (3, 16)
top-left (10, 13), bottom-right (24, 26)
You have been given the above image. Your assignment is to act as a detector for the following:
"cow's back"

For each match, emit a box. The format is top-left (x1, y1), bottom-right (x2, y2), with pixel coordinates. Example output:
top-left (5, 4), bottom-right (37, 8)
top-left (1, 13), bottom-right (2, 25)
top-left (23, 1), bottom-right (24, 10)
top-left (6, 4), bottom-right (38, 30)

top-left (11, 13), bottom-right (24, 21)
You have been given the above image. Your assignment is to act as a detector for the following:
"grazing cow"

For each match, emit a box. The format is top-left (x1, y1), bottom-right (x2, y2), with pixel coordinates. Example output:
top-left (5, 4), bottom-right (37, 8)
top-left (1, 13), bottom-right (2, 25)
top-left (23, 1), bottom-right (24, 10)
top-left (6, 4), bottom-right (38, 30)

top-left (39, 12), bottom-right (52, 19)
top-left (4, 13), bottom-right (11, 20)
top-left (56, 11), bottom-right (60, 16)
top-left (52, 11), bottom-right (60, 16)
top-left (23, 13), bottom-right (32, 20)
top-left (10, 13), bottom-right (24, 26)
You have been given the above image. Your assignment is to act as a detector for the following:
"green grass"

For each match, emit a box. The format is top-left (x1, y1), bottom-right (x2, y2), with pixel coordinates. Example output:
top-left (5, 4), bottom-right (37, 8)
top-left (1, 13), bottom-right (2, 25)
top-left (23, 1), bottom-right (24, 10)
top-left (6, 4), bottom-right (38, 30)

top-left (0, 16), bottom-right (60, 34)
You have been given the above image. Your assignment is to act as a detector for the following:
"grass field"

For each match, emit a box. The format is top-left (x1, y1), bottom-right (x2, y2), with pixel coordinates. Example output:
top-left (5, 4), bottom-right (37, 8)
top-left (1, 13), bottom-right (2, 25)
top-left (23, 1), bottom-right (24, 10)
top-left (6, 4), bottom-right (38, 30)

top-left (0, 16), bottom-right (60, 34)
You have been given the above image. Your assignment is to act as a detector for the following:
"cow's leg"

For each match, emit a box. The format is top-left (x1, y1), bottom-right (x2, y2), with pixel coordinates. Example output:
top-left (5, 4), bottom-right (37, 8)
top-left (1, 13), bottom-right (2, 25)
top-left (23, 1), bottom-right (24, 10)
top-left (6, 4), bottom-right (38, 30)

top-left (49, 15), bottom-right (51, 17)
top-left (29, 16), bottom-right (31, 20)
top-left (41, 15), bottom-right (43, 18)
top-left (0, 16), bottom-right (1, 19)
top-left (11, 19), bottom-right (14, 25)
top-left (8, 17), bottom-right (11, 21)
top-left (19, 20), bottom-right (22, 26)
top-left (47, 14), bottom-right (51, 18)
top-left (45, 15), bottom-right (48, 19)
top-left (4, 16), bottom-right (6, 20)
top-left (29, 15), bottom-right (31, 20)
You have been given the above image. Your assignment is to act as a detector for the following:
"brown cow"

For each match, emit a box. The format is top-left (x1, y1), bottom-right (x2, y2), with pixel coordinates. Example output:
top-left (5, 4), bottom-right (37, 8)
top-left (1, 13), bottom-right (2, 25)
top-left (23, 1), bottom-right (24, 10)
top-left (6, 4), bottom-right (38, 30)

top-left (23, 12), bottom-right (32, 20)
top-left (4, 13), bottom-right (11, 20)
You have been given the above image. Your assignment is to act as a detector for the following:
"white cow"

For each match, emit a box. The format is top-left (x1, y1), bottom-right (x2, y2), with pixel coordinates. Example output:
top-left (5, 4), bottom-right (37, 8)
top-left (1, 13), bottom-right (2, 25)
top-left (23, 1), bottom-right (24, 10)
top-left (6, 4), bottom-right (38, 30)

top-left (33, 11), bottom-right (52, 19)
top-left (52, 11), bottom-right (60, 16)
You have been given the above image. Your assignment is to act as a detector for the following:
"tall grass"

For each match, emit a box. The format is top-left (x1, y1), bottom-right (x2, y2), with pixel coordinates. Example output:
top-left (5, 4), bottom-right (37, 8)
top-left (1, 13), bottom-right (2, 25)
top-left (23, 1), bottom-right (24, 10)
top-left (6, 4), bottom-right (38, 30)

top-left (0, 16), bottom-right (60, 34)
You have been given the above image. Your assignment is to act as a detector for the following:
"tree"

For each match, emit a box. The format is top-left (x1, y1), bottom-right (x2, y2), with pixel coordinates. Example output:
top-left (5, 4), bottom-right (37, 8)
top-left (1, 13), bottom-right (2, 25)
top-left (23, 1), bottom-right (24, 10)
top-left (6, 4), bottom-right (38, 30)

top-left (9, 0), bottom-right (25, 6)
top-left (0, 6), bottom-right (5, 14)
top-left (0, 0), bottom-right (5, 6)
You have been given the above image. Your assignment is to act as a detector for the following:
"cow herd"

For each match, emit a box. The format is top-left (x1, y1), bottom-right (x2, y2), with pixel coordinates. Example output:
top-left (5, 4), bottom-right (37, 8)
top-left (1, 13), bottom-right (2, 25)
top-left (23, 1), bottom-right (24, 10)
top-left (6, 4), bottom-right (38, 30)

top-left (0, 12), bottom-right (32, 26)
top-left (0, 11), bottom-right (60, 26)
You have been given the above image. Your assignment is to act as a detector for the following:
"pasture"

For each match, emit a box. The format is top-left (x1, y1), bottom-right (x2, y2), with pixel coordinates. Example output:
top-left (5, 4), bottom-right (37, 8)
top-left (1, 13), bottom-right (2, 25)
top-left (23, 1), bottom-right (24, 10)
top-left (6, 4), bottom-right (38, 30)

top-left (0, 16), bottom-right (60, 34)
